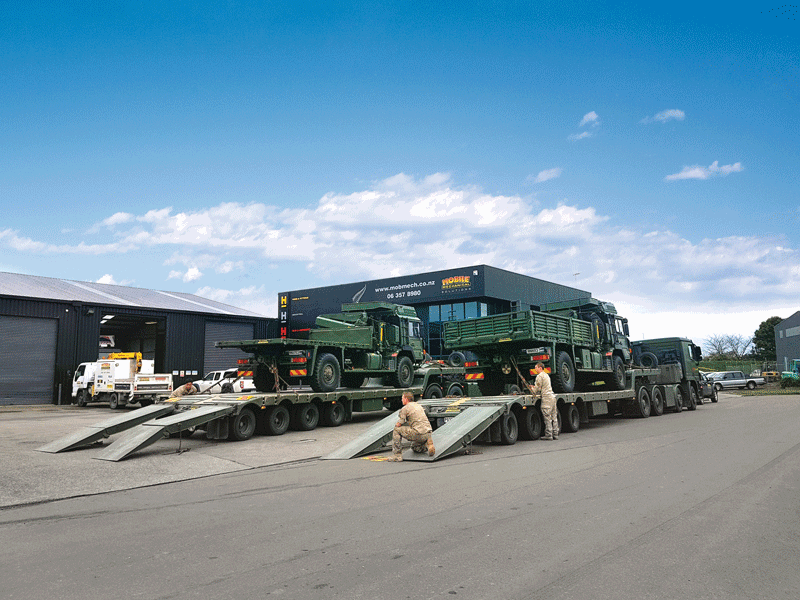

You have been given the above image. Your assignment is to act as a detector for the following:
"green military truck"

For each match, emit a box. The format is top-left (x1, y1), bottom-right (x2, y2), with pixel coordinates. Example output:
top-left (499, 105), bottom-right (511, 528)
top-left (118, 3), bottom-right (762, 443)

top-left (631, 337), bottom-right (705, 407)
top-left (442, 298), bottom-right (633, 395)
top-left (217, 302), bottom-right (425, 393)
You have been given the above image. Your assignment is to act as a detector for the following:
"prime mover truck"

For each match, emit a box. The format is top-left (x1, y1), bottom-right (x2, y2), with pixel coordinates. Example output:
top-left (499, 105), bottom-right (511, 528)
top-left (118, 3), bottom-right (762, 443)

top-left (217, 302), bottom-right (425, 393)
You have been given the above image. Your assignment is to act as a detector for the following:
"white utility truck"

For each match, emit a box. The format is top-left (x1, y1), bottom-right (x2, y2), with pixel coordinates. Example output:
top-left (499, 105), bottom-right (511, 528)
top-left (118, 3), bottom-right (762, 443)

top-left (72, 352), bottom-right (173, 409)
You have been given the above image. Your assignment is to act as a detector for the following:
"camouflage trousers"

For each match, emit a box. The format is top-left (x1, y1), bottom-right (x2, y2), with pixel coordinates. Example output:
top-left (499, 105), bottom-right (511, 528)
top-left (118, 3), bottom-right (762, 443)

top-left (541, 397), bottom-right (559, 438)
top-left (392, 426), bottom-right (431, 455)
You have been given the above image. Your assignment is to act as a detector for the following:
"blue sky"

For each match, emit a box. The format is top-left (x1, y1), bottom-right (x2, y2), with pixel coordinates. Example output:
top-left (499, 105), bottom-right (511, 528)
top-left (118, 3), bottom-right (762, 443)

top-left (1, 1), bottom-right (798, 345)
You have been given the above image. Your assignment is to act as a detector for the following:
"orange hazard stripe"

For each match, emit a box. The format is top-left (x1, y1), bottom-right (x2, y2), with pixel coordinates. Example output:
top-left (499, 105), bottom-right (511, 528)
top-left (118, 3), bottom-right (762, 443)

top-left (289, 369), bottom-right (307, 377)
top-left (530, 368), bottom-right (551, 375)
top-left (465, 373), bottom-right (484, 380)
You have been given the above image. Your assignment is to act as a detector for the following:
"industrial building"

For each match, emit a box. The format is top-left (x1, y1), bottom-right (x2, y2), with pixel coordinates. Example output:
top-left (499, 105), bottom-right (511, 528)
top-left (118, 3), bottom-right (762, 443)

top-left (0, 272), bottom-right (276, 405)
top-left (775, 311), bottom-right (800, 373)
top-left (279, 264), bottom-right (590, 358)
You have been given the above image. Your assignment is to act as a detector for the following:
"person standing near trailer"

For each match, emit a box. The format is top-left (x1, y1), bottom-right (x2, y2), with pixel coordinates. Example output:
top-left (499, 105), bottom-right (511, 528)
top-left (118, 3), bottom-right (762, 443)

top-left (531, 362), bottom-right (558, 440)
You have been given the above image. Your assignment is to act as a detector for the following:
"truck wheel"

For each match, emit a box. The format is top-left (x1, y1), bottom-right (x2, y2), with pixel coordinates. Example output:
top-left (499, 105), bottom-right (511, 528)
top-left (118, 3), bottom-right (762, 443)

top-left (109, 393), bottom-right (121, 410)
top-left (228, 408), bottom-right (257, 441)
top-left (259, 405), bottom-right (290, 436)
top-left (611, 356), bottom-right (626, 391)
top-left (76, 389), bottom-right (88, 407)
top-left (311, 353), bottom-right (340, 392)
top-left (638, 352), bottom-right (659, 368)
top-left (393, 357), bottom-right (414, 388)
top-left (447, 352), bottom-right (466, 368)
top-left (446, 383), bottom-right (464, 397)
top-left (322, 402), bottom-right (345, 427)
top-left (253, 364), bottom-right (273, 393)
top-left (423, 383), bottom-right (443, 399)
top-left (552, 351), bottom-right (575, 393)
top-left (221, 383), bottom-right (234, 393)
top-left (650, 386), bottom-right (665, 416)
top-left (519, 407), bottom-right (543, 440)
top-left (560, 403), bottom-right (580, 432)
top-left (291, 403), bottom-right (320, 431)
top-left (673, 386), bottom-right (684, 413)
top-left (746, 380), bottom-right (756, 390)
top-left (139, 397), bottom-right (153, 407)
top-left (341, 373), bottom-right (366, 389)
top-left (687, 386), bottom-right (698, 411)
top-left (632, 386), bottom-right (651, 418)
top-left (505, 384), bottom-right (522, 395)
top-left (499, 412), bottom-right (518, 445)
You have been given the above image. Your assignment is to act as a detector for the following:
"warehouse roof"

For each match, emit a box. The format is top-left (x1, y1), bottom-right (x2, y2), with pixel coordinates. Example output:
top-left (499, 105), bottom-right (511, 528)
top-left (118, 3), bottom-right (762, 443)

top-left (0, 271), bottom-right (264, 317)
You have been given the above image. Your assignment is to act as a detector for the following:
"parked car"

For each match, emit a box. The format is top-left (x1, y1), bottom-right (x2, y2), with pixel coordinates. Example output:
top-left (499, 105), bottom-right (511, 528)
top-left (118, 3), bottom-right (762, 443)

top-left (699, 373), bottom-right (718, 403)
top-left (706, 370), bottom-right (765, 391)
top-left (193, 369), bottom-right (255, 394)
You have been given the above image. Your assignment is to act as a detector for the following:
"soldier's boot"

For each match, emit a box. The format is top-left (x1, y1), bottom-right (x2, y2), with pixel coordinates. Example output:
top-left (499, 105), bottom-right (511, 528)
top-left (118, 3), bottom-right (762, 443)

top-left (387, 454), bottom-right (403, 462)
top-left (412, 445), bottom-right (426, 453)
top-left (541, 425), bottom-right (553, 441)
top-left (426, 437), bottom-right (436, 456)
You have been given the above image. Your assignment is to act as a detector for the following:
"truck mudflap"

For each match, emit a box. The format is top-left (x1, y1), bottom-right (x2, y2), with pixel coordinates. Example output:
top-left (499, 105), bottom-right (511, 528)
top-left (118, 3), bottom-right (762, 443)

top-left (36, 404), bottom-right (176, 453)
top-left (321, 403), bottom-right (504, 462)
top-left (93, 405), bottom-right (235, 462)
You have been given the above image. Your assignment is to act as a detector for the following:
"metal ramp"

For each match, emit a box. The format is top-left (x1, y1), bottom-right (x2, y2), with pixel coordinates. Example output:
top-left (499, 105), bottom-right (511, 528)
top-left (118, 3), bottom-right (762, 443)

top-left (93, 405), bottom-right (235, 462)
top-left (37, 404), bottom-right (176, 453)
top-left (321, 404), bottom-right (504, 462)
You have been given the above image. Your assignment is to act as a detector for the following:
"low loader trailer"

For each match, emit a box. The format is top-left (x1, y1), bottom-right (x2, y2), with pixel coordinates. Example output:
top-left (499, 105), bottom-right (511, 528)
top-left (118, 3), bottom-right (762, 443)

top-left (323, 363), bottom-right (697, 462)
top-left (37, 365), bottom-right (472, 461)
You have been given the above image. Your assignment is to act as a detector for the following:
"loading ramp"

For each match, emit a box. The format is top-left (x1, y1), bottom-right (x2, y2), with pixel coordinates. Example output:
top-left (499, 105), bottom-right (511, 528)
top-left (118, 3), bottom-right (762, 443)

top-left (37, 404), bottom-right (176, 453)
top-left (321, 402), bottom-right (505, 462)
top-left (93, 404), bottom-right (235, 462)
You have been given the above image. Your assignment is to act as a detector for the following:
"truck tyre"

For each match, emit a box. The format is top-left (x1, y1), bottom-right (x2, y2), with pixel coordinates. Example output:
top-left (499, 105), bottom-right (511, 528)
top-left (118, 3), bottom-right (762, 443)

top-left (552, 351), bottom-right (576, 393)
top-left (228, 408), bottom-right (257, 441)
top-left (746, 380), bottom-right (756, 390)
top-left (638, 352), bottom-right (659, 368)
top-left (447, 352), bottom-right (466, 368)
top-left (687, 386), bottom-right (698, 411)
top-left (291, 403), bottom-right (320, 431)
top-left (139, 397), bottom-right (153, 407)
top-left (446, 383), bottom-right (464, 397)
top-left (393, 357), bottom-right (414, 388)
top-left (560, 403), bottom-right (580, 432)
top-left (322, 402), bottom-right (345, 427)
top-left (499, 412), bottom-right (518, 445)
top-left (311, 353), bottom-right (340, 393)
top-left (259, 405), bottom-right (290, 436)
top-left (505, 384), bottom-right (521, 395)
top-left (109, 393), bottom-right (121, 410)
top-left (611, 356), bottom-right (626, 391)
top-left (632, 386), bottom-right (651, 418)
top-left (519, 407), bottom-right (543, 440)
top-left (650, 386), bottom-right (664, 416)
top-left (253, 364), bottom-right (273, 393)
top-left (341, 373), bottom-right (366, 389)
top-left (673, 386), bottom-right (684, 413)
top-left (423, 383), bottom-right (443, 399)
top-left (221, 383), bottom-right (234, 393)
top-left (75, 389), bottom-right (88, 407)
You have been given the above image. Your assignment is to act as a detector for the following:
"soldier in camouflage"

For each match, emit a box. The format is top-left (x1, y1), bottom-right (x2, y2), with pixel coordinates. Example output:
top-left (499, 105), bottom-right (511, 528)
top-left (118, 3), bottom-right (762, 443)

top-left (531, 362), bottom-right (558, 440)
top-left (388, 391), bottom-right (435, 461)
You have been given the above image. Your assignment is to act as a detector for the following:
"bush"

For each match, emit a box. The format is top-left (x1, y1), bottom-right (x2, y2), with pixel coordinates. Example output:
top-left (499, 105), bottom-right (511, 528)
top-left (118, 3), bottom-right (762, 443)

top-left (779, 377), bottom-right (800, 389)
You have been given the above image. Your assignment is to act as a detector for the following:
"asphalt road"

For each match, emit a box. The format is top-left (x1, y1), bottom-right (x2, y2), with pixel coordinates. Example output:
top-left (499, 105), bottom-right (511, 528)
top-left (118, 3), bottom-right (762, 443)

top-left (2, 392), bottom-right (799, 600)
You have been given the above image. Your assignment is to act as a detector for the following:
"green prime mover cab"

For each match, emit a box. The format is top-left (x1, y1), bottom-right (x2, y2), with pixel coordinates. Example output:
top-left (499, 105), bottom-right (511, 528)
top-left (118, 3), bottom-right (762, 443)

top-left (631, 337), bottom-right (704, 407)
top-left (218, 302), bottom-right (425, 393)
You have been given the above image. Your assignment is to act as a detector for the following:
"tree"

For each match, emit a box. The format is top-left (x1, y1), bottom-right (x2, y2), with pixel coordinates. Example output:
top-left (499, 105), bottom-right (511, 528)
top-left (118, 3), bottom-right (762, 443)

top-left (704, 334), bottom-right (729, 359)
top-left (724, 334), bottom-right (753, 359)
top-left (752, 316), bottom-right (783, 361)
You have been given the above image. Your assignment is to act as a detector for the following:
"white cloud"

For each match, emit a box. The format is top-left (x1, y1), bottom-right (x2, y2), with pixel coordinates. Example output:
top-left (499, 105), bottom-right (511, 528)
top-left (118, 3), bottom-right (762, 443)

top-left (183, 267), bottom-right (202, 282)
top-left (665, 161), bottom-right (744, 181)
top-left (96, 274), bottom-right (116, 284)
top-left (641, 109), bottom-right (685, 124)
top-left (579, 111), bottom-right (600, 127)
top-left (568, 131), bottom-right (592, 141)
top-left (531, 168), bottom-right (563, 183)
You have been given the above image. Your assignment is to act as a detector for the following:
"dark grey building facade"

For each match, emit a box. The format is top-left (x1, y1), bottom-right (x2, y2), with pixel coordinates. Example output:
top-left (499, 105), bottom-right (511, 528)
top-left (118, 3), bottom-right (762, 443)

top-left (775, 311), bottom-right (800, 373)
top-left (0, 272), bottom-right (276, 405)
top-left (279, 264), bottom-right (591, 357)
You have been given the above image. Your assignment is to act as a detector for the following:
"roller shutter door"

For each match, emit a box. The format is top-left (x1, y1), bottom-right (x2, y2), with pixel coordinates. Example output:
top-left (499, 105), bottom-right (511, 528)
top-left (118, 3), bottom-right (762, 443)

top-left (204, 322), bottom-right (255, 375)
top-left (0, 316), bottom-right (58, 405)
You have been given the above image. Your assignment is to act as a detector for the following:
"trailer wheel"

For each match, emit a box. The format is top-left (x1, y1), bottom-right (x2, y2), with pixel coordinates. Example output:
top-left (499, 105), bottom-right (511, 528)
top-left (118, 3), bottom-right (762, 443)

top-left (423, 383), bottom-right (443, 399)
top-left (322, 402), bottom-right (345, 427)
top-left (560, 403), bottom-right (580, 432)
top-left (291, 403), bottom-right (320, 431)
top-left (673, 386), bottom-right (684, 413)
top-left (311, 353), bottom-right (340, 393)
top-left (611, 356), bottom-right (626, 391)
top-left (229, 408), bottom-right (257, 441)
top-left (260, 405), bottom-right (290, 435)
top-left (75, 389), bottom-right (88, 407)
top-left (341, 373), bottom-right (366, 389)
top-left (393, 357), bottom-right (414, 388)
top-left (650, 386), bottom-right (664, 416)
top-left (519, 407), bottom-right (543, 440)
top-left (632, 386), bottom-right (651, 418)
top-left (499, 412), bottom-right (518, 445)
top-left (686, 386), bottom-right (698, 411)
top-left (109, 393), bottom-right (121, 410)
top-left (552, 351), bottom-right (576, 393)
